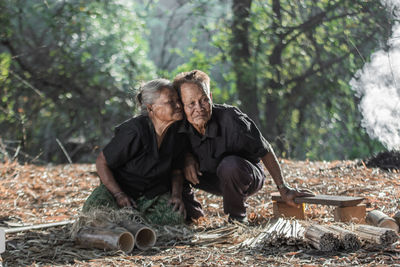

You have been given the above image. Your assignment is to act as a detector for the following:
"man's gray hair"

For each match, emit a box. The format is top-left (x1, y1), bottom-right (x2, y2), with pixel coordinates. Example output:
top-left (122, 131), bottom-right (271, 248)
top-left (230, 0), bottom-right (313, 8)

top-left (172, 70), bottom-right (211, 98)
top-left (136, 78), bottom-right (173, 115)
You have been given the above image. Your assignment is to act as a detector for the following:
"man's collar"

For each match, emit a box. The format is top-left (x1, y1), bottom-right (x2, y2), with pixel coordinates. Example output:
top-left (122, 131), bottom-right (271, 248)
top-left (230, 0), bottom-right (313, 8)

top-left (204, 115), bottom-right (218, 138)
top-left (177, 119), bottom-right (192, 134)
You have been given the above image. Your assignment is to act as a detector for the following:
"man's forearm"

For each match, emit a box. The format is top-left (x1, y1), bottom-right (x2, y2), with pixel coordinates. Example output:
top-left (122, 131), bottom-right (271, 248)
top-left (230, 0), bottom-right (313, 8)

top-left (262, 151), bottom-right (314, 206)
top-left (261, 151), bottom-right (287, 191)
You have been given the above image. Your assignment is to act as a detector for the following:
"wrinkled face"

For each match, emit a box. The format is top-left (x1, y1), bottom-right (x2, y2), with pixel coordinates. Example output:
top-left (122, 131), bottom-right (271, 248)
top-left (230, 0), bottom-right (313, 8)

top-left (180, 82), bottom-right (212, 129)
top-left (150, 87), bottom-right (183, 123)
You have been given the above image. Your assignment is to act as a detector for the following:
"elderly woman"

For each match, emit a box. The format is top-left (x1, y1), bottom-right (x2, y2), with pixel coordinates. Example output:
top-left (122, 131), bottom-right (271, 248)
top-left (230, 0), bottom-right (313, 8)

top-left (83, 78), bottom-right (194, 225)
top-left (173, 70), bottom-right (314, 223)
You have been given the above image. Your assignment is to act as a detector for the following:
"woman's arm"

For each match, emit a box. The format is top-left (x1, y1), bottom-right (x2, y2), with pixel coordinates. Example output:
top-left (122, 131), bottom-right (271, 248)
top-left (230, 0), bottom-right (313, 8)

top-left (169, 169), bottom-right (186, 218)
top-left (96, 151), bottom-right (136, 208)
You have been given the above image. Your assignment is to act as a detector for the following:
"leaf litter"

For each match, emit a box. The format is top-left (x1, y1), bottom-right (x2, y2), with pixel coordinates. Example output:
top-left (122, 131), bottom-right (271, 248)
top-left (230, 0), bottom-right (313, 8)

top-left (0, 159), bottom-right (399, 266)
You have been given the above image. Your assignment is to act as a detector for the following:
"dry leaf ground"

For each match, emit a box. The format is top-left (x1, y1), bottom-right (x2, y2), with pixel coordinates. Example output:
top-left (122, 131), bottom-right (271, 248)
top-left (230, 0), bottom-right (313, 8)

top-left (0, 159), bottom-right (399, 266)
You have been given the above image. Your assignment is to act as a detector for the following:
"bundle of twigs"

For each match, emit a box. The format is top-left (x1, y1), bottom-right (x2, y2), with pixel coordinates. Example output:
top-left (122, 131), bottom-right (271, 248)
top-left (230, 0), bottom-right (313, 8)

top-left (241, 218), bottom-right (305, 249)
top-left (304, 224), bottom-right (340, 252)
top-left (326, 225), bottom-right (361, 251)
top-left (192, 225), bottom-right (238, 246)
top-left (355, 225), bottom-right (399, 246)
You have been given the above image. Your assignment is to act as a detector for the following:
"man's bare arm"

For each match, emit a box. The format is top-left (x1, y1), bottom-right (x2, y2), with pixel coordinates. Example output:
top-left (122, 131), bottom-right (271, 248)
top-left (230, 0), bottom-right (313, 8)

top-left (261, 150), bottom-right (314, 207)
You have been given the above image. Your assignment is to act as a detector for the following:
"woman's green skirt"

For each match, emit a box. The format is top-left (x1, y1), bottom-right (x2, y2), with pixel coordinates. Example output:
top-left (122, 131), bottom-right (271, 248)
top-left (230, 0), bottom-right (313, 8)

top-left (82, 184), bottom-right (185, 225)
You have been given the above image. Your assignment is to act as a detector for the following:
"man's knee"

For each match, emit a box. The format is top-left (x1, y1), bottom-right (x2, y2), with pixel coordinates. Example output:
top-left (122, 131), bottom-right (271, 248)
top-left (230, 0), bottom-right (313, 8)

top-left (217, 156), bottom-right (252, 183)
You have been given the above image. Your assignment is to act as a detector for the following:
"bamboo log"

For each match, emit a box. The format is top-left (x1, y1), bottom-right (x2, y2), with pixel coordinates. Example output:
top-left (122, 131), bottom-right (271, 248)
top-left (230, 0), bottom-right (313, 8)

top-left (1, 220), bottom-right (74, 254)
top-left (0, 229), bottom-right (5, 254)
top-left (304, 225), bottom-right (340, 251)
top-left (366, 210), bottom-right (399, 232)
top-left (392, 211), bottom-right (400, 227)
top-left (75, 225), bottom-right (134, 253)
top-left (355, 224), bottom-right (399, 246)
top-left (2, 220), bottom-right (74, 234)
top-left (120, 222), bottom-right (156, 250)
top-left (326, 225), bottom-right (361, 251)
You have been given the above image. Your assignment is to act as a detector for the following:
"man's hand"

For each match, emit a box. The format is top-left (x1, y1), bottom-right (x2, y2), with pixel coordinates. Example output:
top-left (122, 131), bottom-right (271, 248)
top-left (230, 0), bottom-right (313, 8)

top-left (169, 195), bottom-right (186, 219)
top-left (279, 185), bottom-right (314, 208)
top-left (114, 192), bottom-right (137, 208)
top-left (184, 154), bottom-right (202, 185)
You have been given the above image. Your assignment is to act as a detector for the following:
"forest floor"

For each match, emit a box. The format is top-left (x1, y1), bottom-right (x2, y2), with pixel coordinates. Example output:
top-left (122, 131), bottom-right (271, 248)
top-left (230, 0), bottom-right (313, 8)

top-left (0, 159), bottom-right (399, 266)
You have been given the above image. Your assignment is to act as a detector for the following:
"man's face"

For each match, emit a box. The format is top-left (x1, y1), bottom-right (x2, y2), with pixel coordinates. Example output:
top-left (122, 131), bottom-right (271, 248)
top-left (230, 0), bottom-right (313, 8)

top-left (180, 82), bottom-right (212, 130)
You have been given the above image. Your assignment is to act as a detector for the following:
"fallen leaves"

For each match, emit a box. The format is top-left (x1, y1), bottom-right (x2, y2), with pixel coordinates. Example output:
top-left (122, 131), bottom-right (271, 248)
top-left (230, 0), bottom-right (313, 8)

top-left (0, 159), bottom-right (399, 266)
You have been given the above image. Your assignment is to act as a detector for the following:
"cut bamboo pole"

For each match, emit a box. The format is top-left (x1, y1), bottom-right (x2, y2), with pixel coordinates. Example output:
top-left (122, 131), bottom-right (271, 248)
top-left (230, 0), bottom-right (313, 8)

top-left (120, 222), bottom-right (156, 250)
top-left (366, 210), bottom-right (399, 232)
top-left (304, 224), bottom-right (340, 251)
top-left (394, 211), bottom-right (400, 226)
top-left (1, 220), bottom-right (74, 254)
top-left (326, 225), bottom-right (361, 251)
top-left (355, 224), bottom-right (399, 246)
top-left (75, 225), bottom-right (134, 253)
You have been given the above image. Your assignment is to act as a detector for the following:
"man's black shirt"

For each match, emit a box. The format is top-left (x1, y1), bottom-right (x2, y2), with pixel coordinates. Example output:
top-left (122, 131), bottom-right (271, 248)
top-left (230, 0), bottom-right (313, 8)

top-left (178, 104), bottom-right (271, 174)
top-left (103, 115), bottom-right (187, 199)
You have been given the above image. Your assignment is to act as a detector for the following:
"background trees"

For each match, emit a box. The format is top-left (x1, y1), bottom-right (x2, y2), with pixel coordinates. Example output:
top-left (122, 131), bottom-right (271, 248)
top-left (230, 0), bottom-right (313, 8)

top-left (229, 0), bottom-right (392, 159)
top-left (0, 0), bottom-right (154, 162)
top-left (0, 0), bottom-right (396, 163)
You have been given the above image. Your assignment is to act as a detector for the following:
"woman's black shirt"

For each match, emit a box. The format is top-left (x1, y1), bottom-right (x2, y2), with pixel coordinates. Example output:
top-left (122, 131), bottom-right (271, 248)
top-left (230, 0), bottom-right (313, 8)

top-left (103, 115), bottom-right (187, 199)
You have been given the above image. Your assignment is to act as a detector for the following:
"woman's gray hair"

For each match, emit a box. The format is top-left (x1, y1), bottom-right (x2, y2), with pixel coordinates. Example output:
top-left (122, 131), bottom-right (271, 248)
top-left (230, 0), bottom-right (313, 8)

top-left (136, 78), bottom-right (173, 115)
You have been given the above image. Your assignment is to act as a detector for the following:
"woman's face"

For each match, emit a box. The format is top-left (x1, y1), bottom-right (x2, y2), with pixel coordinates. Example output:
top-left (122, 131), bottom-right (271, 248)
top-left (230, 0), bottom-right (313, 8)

top-left (150, 87), bottom-right (183, 123)
top-left (180, 82), bottom-right (212, 130)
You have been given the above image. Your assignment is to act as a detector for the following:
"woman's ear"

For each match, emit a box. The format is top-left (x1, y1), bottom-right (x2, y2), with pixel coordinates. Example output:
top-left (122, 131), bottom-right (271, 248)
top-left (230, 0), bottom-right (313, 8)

top-left (146, 104), bottom-right (152, 113)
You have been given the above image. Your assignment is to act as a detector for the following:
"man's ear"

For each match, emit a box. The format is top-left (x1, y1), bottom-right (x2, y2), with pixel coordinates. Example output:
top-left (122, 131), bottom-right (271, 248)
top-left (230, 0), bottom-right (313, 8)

top-left (146, 104), bottom-right (152, 113)
top-left (210, 91), bottom-right (213, 101)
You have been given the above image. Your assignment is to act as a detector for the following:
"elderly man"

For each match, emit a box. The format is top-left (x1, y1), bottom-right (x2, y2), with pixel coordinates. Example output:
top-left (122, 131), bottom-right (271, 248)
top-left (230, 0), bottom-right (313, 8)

top-left (173, 70), bottom-right (313, 223)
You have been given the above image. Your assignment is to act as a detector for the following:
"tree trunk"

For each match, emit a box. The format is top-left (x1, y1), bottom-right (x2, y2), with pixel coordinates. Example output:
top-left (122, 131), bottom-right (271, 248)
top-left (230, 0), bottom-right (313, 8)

top-left (231, 0), bottom-right (260, 126)
top-left (264, 0), bottom-right (284, 148)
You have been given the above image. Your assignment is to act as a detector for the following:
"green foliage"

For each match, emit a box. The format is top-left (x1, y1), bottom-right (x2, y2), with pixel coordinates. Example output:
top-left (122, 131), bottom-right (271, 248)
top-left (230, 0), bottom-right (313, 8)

top-left (247, 0), bottom-right (392, 159)
top-left (0, 0), bottom-right (394, 162)
top-left (0, 0), bottom-right (155, 162)
top-left (163, 0), bottom-right (392, 160)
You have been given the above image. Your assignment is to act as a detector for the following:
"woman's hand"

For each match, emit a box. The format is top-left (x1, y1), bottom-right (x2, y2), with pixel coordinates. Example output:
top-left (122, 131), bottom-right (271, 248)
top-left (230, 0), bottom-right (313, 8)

top-left (184, 153), bottom-right (201, 185)
top-left (169, 195), bottom-right (186, 219)
top-left (279, 185), bottom-right (314, 207)
top-left (114, 191), bottom-right (137, 208)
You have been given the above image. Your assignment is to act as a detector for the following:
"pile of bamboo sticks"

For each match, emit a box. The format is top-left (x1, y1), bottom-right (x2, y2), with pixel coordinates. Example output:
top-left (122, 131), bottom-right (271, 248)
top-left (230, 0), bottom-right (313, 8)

top-left (355, 225), bottom-right (399, 247)
top-left (241, 218), bottom-right (399, 252)
top-left (326, 225), bottom-right (360, 250)
top-left (301, 223), bottom-right (398, 252)
top-left (241, 218), bottom-right (305, 249)
top-left (304, 224), bottom-right (340, 251)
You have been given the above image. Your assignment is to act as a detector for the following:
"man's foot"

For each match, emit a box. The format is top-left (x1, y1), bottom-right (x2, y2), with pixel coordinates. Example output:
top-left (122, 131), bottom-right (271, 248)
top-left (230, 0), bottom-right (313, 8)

top-left (228, 215), bottom-right (248, 224)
